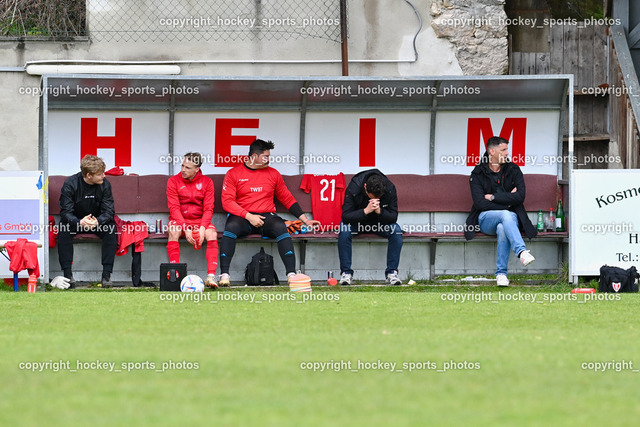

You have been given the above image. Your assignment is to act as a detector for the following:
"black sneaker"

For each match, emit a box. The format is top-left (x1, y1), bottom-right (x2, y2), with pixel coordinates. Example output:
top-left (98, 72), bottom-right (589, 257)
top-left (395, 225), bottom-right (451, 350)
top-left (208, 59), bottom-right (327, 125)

top-left (101, 274), bottom-right (113, 288)
top-left (134, 281), bottom-right (156, 288)
top-left (63, 270), bottom-right (76, 289)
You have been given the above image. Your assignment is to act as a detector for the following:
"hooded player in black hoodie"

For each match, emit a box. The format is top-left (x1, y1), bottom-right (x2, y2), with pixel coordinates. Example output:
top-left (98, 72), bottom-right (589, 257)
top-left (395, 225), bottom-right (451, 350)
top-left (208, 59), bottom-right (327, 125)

top-left (338, 169), bottom-right (403, 285)
top-left (465, 136), bottom-right (536, 287)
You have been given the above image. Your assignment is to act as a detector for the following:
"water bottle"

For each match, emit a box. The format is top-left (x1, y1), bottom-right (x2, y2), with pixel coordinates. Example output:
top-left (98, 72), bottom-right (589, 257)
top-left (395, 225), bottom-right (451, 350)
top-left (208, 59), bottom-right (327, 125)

top-left (193, 229), bottom-right (201, 250)
top-left (555, 200), bottom-right (565, 232)
top-left (536, 210), bottom-right (544, 232)
top-left (28, 274), bottom-right (37, 293)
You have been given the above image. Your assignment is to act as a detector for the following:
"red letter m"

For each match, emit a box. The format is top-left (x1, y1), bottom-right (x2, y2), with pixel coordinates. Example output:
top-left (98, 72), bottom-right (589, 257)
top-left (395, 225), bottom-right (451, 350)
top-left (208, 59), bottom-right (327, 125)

top-left (466, 118), bottom-right (527, 166)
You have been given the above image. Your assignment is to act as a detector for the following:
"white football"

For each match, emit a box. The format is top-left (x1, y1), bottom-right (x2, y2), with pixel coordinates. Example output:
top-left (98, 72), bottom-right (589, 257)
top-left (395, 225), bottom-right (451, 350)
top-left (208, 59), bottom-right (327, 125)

top-left (180, 274), bottom-right (205, 292)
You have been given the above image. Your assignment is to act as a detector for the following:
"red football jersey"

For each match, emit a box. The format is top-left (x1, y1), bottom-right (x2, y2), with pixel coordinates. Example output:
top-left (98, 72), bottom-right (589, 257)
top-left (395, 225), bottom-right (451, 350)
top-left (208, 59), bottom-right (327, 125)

top-left (222, 164), bottom-right (298, 218)
top-left (301, 173), bottom-right (345, 229)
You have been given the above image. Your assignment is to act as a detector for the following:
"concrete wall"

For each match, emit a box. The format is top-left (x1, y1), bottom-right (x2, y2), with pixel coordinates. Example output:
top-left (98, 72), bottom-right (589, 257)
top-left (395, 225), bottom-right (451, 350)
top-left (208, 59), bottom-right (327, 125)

top-left (48, 237), bottom-right (564, 283)
top-left (0, 0), bottom-right (514, 171)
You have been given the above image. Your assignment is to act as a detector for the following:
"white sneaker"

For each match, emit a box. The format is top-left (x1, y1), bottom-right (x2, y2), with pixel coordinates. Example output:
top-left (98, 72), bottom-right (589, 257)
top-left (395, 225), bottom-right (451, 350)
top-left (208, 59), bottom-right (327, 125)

top-left (496, 274), bottom-right (509, 287)
top-left (519, 250), bottom-right (535, 266)
top-left (340, 272), bottom-right (352, 285)
top-left (204, 274), bottom-right (218, 289)
top-left (218, 273), bottom-right (230, 287)
top-left (386, 271), bottom-right (402, 285)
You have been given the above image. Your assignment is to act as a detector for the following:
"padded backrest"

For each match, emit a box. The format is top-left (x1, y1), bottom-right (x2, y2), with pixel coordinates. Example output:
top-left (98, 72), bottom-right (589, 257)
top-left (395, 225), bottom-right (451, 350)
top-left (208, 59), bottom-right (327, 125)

top-left (280, 175), bottom-right (311, 212)
top-left (48, 175), bottom-right (66, 215)
top-left (110, 175), bottom-right (139, 213)
top-left (389, 174), bottom-right (472, 212)
top-left (48, 173), bottom-right (559, 215)
top-left (522, 174), bottom-right (560, 211)
top-left (137, 175), bottom-right (169, 213)
top-left (48, 174), bottom-right (140, 214)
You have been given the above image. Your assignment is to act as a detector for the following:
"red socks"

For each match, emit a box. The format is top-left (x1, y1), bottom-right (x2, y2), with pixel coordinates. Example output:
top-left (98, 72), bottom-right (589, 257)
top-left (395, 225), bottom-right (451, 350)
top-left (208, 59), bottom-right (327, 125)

top-left (167, 241), bottom-right (180, 263)
top-left (206, 240), bottom-right (219, 275)
top-left (168, 240), bottom-right (218, 274)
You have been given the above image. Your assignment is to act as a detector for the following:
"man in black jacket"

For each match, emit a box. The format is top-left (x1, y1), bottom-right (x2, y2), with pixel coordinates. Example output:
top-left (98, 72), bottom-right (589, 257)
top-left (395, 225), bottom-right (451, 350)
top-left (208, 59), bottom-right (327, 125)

top-left (58, 155), bottom-right (117, 288)
top-left (465, 136), bottom-right (536, 287)
top-left (338, 169), bottom-right (403, 285)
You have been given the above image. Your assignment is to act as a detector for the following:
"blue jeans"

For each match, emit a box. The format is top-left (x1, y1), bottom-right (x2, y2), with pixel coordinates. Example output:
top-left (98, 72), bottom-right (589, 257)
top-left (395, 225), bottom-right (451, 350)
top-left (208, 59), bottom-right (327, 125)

top-left (478, 210), bottom-right (527, 276)
top-left (338, 222), bottom-right (403, 276)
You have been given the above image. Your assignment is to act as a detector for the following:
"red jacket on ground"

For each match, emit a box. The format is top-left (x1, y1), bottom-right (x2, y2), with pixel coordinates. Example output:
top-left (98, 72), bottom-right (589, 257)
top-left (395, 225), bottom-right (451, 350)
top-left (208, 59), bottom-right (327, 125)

top-left (166, 170), bottom-right (215, 228)
top-left (221, 164), bottom-right (297, 218)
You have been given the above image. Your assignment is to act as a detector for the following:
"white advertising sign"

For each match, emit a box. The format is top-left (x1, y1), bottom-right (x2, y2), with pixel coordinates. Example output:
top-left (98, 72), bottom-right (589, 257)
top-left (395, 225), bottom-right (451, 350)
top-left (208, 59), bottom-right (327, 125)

top-left (47, 111), bottom-right (169, 176)
top-left (47, 109), bottom-right (559, 177)
top-left (173, 112), bottom-right (301, 175)
top-left (0, 171), bottom-right (45, 279)
top-left (434, 111), bottom-right (560, 175)
top-left (570, 170), bottom-right (640, 277)
top-left (303, 111), bottom-right (431, 175)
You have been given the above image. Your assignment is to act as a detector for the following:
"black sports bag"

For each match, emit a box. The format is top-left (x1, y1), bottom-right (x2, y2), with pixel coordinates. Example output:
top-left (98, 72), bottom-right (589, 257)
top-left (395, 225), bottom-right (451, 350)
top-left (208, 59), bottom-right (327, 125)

top-left (598, 265), bottom-right (639, 293)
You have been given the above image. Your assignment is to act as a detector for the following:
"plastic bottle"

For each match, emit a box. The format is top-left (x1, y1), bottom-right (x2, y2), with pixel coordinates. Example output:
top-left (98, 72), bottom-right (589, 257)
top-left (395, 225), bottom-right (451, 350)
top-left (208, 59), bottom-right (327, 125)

top-left (537, 210), bottom-right (544, 232)
top-left (555, 200), bottom-right (565, 232)
top-left (547, 208), bottom-right (555, 232)
top-left (28, 274), bottom-right (37, 293)
top-left (193, 229), bottom-right (201, 250)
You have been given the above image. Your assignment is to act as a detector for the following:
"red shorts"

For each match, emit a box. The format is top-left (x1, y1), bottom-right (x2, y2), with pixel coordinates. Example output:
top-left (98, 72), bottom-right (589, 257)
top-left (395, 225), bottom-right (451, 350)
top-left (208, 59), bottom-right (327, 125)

top-left (168, 220), bottom-right (216, 237)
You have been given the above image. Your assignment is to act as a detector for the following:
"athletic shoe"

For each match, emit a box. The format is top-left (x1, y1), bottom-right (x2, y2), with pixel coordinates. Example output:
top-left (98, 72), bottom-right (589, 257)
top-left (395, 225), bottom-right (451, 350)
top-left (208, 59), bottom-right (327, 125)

top-left (204, 274), bottom-right (218, 289)
top-left (101, 274), bottom-right (113, 288)
top-left (386, 271), bottom-right (402, 286)
top-left (134, 281), bottom-right (156, 288)
top-left (496, 274), bottom-right (509, 287)
top-left (340, 272), bottom-right (352, 286)
top-left (63, 269), bottom-right (76, 289)
top-left (218, 273), bottom-right (230, 287)
top-left (519, 250), bottom-right (535, 266)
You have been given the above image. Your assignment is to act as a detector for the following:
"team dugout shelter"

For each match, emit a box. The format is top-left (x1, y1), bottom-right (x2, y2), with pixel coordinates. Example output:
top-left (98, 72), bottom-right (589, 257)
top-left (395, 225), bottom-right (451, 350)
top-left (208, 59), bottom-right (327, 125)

top-left (40, 75), bottom-right (573, 283)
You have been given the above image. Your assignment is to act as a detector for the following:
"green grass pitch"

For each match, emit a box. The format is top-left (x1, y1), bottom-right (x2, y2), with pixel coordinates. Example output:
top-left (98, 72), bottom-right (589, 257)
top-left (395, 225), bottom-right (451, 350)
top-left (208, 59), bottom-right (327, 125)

top-left (2, 286), bottom-right (640, 426)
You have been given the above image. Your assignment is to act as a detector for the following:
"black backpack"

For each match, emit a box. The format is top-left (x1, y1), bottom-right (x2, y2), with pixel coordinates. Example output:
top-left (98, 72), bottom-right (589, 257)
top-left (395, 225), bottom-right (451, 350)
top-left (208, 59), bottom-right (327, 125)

top-left (245, 247), bottom-right (279, 286)
top-left (599, 265), bottom-right (639, 293)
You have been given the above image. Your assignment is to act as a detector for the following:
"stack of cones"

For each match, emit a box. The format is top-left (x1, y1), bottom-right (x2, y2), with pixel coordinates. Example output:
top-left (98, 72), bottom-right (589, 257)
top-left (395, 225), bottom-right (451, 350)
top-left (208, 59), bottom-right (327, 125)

top-left (288, 273), bottom-right (311, 292)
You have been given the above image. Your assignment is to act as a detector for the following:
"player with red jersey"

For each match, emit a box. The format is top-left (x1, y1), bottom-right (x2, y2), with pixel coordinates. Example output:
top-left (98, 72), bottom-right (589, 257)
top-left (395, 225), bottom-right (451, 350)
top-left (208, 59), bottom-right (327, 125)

top-left (219, 139), bottom-right (320, 286)
top-left (166, 152), bottom-right (219, 288)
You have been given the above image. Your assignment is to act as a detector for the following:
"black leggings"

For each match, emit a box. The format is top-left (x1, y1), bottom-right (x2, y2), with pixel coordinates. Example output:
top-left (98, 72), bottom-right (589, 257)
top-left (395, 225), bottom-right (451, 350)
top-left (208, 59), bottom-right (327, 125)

top-left (57, 221), bottom-right (117, 274)
top-left (219, 213), bottom-right (295, 275)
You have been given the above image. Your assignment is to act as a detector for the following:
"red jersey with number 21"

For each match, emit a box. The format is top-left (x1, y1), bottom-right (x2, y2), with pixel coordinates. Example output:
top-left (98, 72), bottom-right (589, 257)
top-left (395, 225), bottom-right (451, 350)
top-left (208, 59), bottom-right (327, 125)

top-left (301, 173), bottom-right (345, 229)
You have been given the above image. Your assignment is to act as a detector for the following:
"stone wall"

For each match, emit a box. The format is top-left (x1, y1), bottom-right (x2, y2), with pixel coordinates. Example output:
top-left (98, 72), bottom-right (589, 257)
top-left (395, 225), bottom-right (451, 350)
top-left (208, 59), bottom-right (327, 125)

top-left (430, 0), bottom-right (509, 75)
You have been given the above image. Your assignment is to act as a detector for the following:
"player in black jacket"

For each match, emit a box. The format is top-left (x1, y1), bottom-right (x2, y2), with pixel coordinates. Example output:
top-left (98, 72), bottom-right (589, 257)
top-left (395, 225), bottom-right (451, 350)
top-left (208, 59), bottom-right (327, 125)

top-left (58, 155), bottom-right (117, 288)
top-left (465, 136), bottom-right (536, 287)
top-left (339, 169), bottom-right (402, 285)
